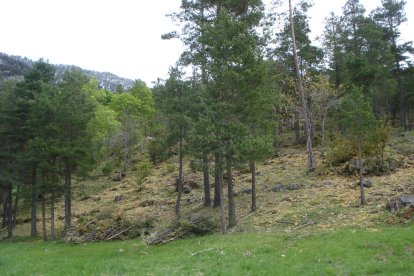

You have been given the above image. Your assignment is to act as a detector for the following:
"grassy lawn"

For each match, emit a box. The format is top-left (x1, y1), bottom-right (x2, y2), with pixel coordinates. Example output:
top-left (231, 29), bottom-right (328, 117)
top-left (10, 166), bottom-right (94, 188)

top-left (1, 224), bottom-right (413, 275)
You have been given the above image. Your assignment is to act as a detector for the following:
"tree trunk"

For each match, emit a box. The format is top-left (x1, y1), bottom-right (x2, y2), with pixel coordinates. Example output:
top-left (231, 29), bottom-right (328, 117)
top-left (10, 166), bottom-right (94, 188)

top-left (31, 168), bottom-right (38, 237)
top-left (273, 121), bottom-right (280, 149)
top-left (213, 152), bottom-right (221, 207)
top-left (396, 61), bottom-right (406, 131)
top-left (289, 0), bottom-right (315, 172)
top-left (7, 186), bottom-right (13, 239)
top-left (250, 162), bottom-right (257, 212)
top-left (294, 110), bottom-right (301, 144)
top-left (226, 158), bottom-right (236, 228)
top-left (41, 194), bottom-right (47, 241)
top-left (321, 109), bottom-right (328, 147)
top-left (358, 140), bottom-right (365, 205)
top-left (122, 113), bottom-right (132, 172)
top-left (1, 188), bottom-right (6, 229)
top-left (50, 189), bottom-right (56, 240)
top-left (175, 137), bottom-right (184, 222)
top-left (202, 153), bottom-right (211, 207)
top-left (64, 161), bottom-right (72, 234)
top-left (217, 153), bottom-right (226, 234)
top-left (12, 184), bottom-right (20, 227)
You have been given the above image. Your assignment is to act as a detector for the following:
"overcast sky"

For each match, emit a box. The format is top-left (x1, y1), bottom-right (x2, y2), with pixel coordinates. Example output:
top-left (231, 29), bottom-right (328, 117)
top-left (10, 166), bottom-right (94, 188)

top-left (1, 0), bottom-right (413, 85)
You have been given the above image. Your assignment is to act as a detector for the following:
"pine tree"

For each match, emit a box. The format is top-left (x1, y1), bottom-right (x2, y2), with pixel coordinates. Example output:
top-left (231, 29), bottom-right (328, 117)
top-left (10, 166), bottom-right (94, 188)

top-left (57, 69), bottom-right (96, 234)
top-left (372, 0), bottom-right (413, 129)
top-left (340, 87), bottom-right (378, 205)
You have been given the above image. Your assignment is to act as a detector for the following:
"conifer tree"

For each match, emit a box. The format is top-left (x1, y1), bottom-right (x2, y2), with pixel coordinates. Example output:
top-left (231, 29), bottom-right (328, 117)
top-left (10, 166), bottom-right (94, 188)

top-left (340, 87), bottom-right (378, 205)
top-left (372, 0), bottom-right (413, 129)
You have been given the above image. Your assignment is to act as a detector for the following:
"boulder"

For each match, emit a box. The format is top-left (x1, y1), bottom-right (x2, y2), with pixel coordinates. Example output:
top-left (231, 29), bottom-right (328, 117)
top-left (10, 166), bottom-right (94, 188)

top-left (112, 172), bottom-right (126, 182)
top-left (91, 196), bottom-right (101, 202)
top-left (272, 183), bottom-right (308, 192)
top-left (235, 189), bottom-right (252, 196)
top-left (139, 199), bottom-right (156, 207)
top-left (114, 195), bottom-right (125, 202)
top-left (357, 179), bottom-right (373, 188)
top-left (386, 195), bottom-right (414, 212)
top-left (174, 178), bottom-right (200, 193)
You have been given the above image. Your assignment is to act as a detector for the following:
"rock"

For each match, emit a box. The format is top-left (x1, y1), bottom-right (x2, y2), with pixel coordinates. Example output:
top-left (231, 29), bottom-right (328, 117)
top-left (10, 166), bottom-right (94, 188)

top-left (272, 183), bottom-right (308, 192)
top-left (139, 199), bottom-right (156, 207)
top-left (357, 179), bottom-right (373, 188)
top-left (174, 179), bottom-right (200, 194)
top-left (114, 195), bottom-right (125, 202)
top-left (92, 196), bottom-right (101, 202)
top-left (185, 180), bottom-right (200, 190)
top-left (183, 186), bottom-right (191, 194)
top-left (400, 195), bottom-right (414, 207)
top-left (80, 195), bottom-right (91, 201)
top-left (112, 172), bottom-right (126, 182)
top-left (315, 182), bottom-right (335, 188)
top-left (235, 189), bottom-right (252, 196)
top-left (186, 197), bottom-right (198, 204)
top-left (386, 195), bottom-right (414, 212)
top-left (272, 183), bottom-right (286, 192)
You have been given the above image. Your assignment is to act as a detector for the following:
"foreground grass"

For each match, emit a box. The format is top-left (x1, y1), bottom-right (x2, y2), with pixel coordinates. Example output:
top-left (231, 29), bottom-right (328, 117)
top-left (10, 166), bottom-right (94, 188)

top-left (1, 224), bottom-right (413, 275)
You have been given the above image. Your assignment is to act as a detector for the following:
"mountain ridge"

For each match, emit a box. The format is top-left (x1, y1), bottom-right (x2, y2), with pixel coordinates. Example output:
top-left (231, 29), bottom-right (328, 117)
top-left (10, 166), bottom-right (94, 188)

top-left (0, 52), bottom-right (134, 92)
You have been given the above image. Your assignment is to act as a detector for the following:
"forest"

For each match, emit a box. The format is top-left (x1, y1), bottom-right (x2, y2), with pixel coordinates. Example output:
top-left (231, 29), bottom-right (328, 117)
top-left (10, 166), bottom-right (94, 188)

top-left (1, 0), bottom-right (413, 246)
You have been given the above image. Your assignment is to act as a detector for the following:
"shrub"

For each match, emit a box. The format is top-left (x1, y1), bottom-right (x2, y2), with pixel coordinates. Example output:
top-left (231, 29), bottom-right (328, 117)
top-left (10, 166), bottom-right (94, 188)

top-left (136, 158), bottom-right (153, 183)
top-left (148, 140), bottom-right (170, 164)
top-left (327, 137), bottom-right (356, 165)
top-left (101, 162), bottom-right (114, 175)
top-left (166, 163), bottom-right (176, 174)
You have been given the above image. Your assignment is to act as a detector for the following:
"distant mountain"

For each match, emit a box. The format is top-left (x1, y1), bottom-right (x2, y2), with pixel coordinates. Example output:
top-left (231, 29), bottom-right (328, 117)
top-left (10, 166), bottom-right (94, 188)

top-left (0, 52), bottom-right (134, 92)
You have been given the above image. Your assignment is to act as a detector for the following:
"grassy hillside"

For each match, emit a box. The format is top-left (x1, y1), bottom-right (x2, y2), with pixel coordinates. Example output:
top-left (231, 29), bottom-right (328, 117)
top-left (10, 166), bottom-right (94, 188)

top-left (3, 130), bottom-right (413, 242)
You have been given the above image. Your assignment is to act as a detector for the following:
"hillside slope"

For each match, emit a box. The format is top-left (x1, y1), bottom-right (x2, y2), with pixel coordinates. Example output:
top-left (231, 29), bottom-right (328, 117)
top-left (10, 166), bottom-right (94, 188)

top-left (7, 131), bottom-right (414, 242)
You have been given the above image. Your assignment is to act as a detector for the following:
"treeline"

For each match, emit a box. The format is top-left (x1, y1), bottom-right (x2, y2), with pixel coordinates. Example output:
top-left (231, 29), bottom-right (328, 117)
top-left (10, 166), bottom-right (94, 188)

top-left (152, 0), bottom-right (413, 232)
top-left (0, 61), bottom-right (155, 239)
top-left (1, 0), bottom-right (413, 239)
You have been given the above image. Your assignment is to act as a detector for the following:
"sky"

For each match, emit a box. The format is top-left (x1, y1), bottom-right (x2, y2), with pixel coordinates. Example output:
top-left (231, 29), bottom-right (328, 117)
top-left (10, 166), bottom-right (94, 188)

top-left (1, 0), bottom-right (413, 86)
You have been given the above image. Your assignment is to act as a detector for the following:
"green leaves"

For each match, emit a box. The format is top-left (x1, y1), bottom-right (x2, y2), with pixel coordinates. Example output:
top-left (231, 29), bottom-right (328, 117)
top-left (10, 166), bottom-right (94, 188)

top-left (340, 87), bottom-right (378, 142)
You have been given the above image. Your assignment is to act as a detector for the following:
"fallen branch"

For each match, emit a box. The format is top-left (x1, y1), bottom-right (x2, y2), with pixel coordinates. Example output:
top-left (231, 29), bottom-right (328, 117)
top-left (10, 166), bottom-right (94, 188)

top-left (239, 211), bottom-right (255, 221)
top-left (105, 224), bottom-right (135, 241)
top-left (139, 251), bottom-right (149, 255)
top-left (188, 247), bottom-right (215, 257)
top-left (294, 220), bottom-right (315, 230)
top-left (228, 226), bottom-right (238, 234)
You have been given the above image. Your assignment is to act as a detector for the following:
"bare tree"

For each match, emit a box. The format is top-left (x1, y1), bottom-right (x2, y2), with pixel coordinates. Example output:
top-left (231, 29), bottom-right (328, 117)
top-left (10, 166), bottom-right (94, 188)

top-left (289, 0), bottom-right (315, 172)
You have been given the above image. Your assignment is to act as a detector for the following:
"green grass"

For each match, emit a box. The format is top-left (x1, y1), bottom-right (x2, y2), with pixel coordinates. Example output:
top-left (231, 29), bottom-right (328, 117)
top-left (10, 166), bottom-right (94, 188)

top-left (1, 224), bottom-right (413, 275)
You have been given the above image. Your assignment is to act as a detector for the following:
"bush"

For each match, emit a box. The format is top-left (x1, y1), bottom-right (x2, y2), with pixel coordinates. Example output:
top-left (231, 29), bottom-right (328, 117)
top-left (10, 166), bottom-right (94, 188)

top-left (101, 162), bottom-right (114, 175)
top-left (327, 122), bottom-right (390, 166)
top-left (148, 140), bottom-right (170, 164)
top-left (136, 158), bottom-right (153, 183)
top-left (327, 137), bottom-right (356, 165)
top-left (166, 163), bottom-right (176, 174)
top-left (189, 159), bottom-right (202, 173)
top-left (365, 122), bottom-right (390, 160)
